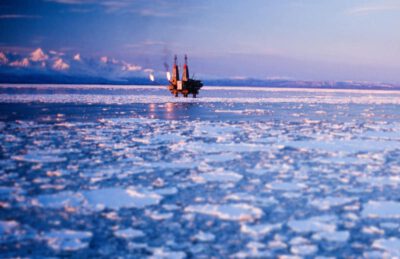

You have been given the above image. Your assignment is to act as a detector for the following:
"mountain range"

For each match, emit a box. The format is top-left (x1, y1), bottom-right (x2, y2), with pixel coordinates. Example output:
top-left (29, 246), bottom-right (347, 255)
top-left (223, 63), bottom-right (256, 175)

top-left (0, 48), bottom-right (399, 90)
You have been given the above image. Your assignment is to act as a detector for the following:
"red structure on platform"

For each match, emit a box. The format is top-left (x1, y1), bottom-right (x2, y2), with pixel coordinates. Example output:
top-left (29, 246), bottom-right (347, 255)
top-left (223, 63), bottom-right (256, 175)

top-left (168, 55), bottom-right (203, 98)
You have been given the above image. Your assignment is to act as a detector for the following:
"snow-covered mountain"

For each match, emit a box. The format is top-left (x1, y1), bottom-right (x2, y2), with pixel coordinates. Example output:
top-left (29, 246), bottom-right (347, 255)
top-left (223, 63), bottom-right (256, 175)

top-left (0, 48), bottom-right (154, 83)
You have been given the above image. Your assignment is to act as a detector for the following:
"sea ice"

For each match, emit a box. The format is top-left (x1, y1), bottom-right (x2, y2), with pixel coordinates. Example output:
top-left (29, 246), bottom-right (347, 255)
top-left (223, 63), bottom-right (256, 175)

top-left (114, 228), bottom-right (145, 239)
top-left (241, 223), bottom-right (282, 238)
top-left (312, 231), bottom-right (350, 242)
top-left (12, 154), bottom-right (66, 163)
top-left (362, 201), bottom-right (400, 218)
top-left (192, 169), bottom-right (243, 183)
top-left (185, 203), bottom-right (263, 221)
top-left (149, 247), bottom-right (186, 259)
top-left (287, 215), bottom-right (337, 233)
top-left (0, 220), bottom-right (19, 235)
top-left (193, 231), bottom-right (215, 242)
top-left (372, 238), bottom-right (400, 257)
top-left (42, 229), bottom-right (92, 251)
top-left (265, 181), bottom-right (307, 191)
top-left (84, 188), bottom-right (163, 210)
top-left (290, 244), bottom-right (318, 256)
top-left (309, 197), bottom-right (357, 210)
top-left (36, 187), bottom-right (163, 210)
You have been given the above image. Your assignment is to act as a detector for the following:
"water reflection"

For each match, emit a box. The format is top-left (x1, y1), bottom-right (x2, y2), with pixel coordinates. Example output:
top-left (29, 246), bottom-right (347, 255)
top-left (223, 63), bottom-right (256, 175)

top-left (146, 102), bottom-right (203, 120)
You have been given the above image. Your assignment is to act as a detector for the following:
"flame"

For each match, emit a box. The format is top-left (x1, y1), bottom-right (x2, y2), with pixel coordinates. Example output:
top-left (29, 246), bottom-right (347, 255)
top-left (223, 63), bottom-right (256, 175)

top-left (149, 73), bottom-right (155, 82)
top-left (166, 72), bottom-right (171, 81)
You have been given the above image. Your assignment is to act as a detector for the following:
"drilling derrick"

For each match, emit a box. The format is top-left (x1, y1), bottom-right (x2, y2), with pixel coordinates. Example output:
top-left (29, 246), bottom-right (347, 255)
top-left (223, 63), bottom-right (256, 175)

top-left (171, 55), bottom-right (179, 85)
top-left (182, 54), bottom-right (189, 82)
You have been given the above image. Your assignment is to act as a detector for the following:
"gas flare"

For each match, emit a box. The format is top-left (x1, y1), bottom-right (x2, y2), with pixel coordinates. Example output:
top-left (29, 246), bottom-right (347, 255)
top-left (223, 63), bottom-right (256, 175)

top-left (166, 72), bottom-right (171, 81)
top-left (149, 73), bottom-right (155, 82)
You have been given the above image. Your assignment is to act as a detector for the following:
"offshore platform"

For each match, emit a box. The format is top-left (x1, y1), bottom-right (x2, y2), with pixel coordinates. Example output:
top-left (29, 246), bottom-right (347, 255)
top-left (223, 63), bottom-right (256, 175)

top-left (168, 55), bottom-right (203, 98)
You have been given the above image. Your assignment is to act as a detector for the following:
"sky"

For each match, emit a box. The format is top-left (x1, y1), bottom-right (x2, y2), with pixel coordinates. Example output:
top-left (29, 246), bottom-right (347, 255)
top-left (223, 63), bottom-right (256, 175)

top-left (1, 0), bottom-right (400, 82)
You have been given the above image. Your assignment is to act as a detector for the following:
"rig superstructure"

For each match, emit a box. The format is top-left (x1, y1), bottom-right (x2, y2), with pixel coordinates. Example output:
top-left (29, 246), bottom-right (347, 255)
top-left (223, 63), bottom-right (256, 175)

top-left (168, 55), bottom-right (203, 98)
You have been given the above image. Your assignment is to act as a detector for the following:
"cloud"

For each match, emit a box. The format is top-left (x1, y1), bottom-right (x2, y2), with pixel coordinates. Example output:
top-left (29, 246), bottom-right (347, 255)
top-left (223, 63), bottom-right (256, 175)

top-left (46, 0), bottom-right (132, 10)
top-left (0, 45), bottom-right (34, 53)
top-left (30, 48), bottom-right (49, 62)
top-left (44, 0), bottom-right (185, 16)
top-left (137, 9), bottom-right (172, 17)
top-left (46, 0), bottom-right (89, 4)
top-left (52, 58), bottom-right (70, 70)
top-left (125, 40), bottom-right (167, 49)
top-left (0, 14), bottom-right (41, 19)
top-left (143, 68), bottom-right (154, 73)
top-left (347, 4), bottom-right (400, 15)
top-left (49, 50), bottom-right (65, 56)
top-left (122, 62), bottom-right (142, 72)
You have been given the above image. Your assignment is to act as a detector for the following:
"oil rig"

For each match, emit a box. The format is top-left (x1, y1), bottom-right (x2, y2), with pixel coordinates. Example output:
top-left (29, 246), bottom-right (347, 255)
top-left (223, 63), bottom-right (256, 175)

top-left (168, 55), bottom-right (203, 98)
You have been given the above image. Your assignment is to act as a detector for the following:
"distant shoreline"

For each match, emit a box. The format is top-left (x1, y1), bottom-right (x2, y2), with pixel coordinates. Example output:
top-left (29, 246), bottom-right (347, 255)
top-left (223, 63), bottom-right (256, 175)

top-left (1, 83), bottom-right (400, 93)
top-left (1, 83), bottom-right (400, 95)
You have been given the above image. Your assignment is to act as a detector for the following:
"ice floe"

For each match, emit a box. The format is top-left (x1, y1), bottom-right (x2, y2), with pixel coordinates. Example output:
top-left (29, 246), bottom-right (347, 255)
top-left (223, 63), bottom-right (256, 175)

top-left (42, 229), bottom-right (92, 251)
top-left (362, 201), bottom-right (400, 218)
top-left (12, 154), bottom-right (66, 163)
top-left (185, 204), bottom-right (263, 221)
top-left (288, 215), bottom-right (337, 233)
top-left (191, 169), bottom-right (243, 183)
top-left (290, 244), bottom-right (318, 256)
top-left (241, 223), bottom-right (282, 238)
top-left (309, 197), bottom-right (357, 210)
top-left (312, 230), bottom-right (350, 242)
top-left (265, 181), bottom-right (307, 191)
top-left (114, 228), bottom-right (145, 239)
top-left (193, 231), bottom-right (215, 242)
top-left (36, 187), bottom-right (163, 210)
top-left (372, 238), bottom-right (400, 257)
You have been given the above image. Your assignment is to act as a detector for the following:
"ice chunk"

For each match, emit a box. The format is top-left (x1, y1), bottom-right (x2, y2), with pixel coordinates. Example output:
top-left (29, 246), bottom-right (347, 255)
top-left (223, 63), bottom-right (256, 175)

top-left (309, 197), bottom-right (356, 210)
top-left (150, 247), bottom-right (186, 259)
top-left (285, 139), bottom-right (398, 153)
top-left (288, 215), bottom-right (337, 233)
top-left (114, 228), bottom-right (144, 239)
top-left (312, 231), bottom-right (350, 242)
top-left (185, 204), bottom-right (263, 221)
top-left (203, 153), bottom-right (241, 163)
top-left (362, 201), bottom-right (400, 218)
top-left (36, 191), bottom-right (84, 208)
top-left (265, 182), bottom-right (307, 191)
top-left (193, 231), bottom-right (215, 242)
top-left (372, 238), bottom-right (400, 257)
top-left (290, 244), bottom-right (318, 256)
top-left (192, 169), bottom-right (243, 183)
top-left (42, 229), bottom-right (92, 251)
top-left (0, 220), bottom-right (19, 235)
top-left (12, 154), bottom-right (66, 163)
top-left (84, 188), bottom-right (163, 210)
top-left (241, 223), bottom-right (282, 238)
top-left (36, 188), bottom-right (163, 210)
top-left (154, 187), bottom-right (178, 196)
top-left (358, 176), bottom-right (400, 187)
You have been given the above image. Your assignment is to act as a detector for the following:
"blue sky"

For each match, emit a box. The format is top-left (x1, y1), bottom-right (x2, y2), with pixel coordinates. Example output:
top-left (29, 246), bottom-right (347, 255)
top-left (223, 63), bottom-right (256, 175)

top-left (1, 0), bottom-right (400, 82)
